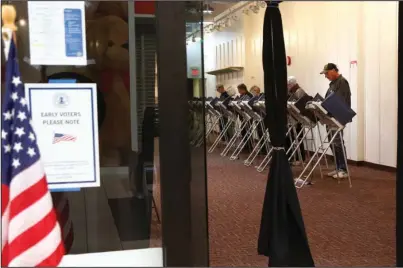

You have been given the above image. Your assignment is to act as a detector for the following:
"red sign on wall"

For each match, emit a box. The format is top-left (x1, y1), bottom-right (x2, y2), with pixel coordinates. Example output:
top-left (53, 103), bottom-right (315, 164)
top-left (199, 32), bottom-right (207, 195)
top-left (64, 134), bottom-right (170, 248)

top-left (191, 68), bottom-right (200, 77)
top-left (135, 1), bottom-right (155, 15)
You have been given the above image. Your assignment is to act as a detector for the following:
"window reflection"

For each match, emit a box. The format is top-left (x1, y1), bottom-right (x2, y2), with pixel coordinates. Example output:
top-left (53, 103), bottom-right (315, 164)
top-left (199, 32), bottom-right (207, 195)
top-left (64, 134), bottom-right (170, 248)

top-left (4, 1), bottom-right (162, 257)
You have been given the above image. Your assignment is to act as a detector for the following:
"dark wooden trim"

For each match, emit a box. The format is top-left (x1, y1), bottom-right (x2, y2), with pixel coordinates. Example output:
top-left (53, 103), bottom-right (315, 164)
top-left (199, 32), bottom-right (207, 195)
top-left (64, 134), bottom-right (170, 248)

top-left (156, 2), bottom-right (192, 266)
top-left (397, 2), bottom-right (403, 265)
top-left (188, 3), bottom-right (210, 266)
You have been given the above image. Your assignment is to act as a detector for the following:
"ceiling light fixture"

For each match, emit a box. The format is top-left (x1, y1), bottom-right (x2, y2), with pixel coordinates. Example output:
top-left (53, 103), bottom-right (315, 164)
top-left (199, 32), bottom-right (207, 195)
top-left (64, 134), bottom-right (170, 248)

top-left (249, 4), bottom-right (259, 14)
top-left (18, 19), bottom-right (26, 27)
top-left (258, 1), bottom-right (267, 8)
top-left (203, 4), bottom-right (214, 14)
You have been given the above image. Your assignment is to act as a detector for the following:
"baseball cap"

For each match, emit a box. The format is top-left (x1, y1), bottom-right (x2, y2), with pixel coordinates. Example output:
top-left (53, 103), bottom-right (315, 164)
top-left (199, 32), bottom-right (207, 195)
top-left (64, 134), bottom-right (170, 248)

top-left (287, 76), bottom-right (297, 89)
top-left (320, 63), bottom-right (338, 74)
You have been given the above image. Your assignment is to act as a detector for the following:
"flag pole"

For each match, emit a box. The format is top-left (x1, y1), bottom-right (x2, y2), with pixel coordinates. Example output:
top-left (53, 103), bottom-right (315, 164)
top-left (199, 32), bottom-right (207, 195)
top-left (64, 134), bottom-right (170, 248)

top-left (1, 3), bottom-right (17, 192)
top-left (1, 4), bottom-right (17, 62)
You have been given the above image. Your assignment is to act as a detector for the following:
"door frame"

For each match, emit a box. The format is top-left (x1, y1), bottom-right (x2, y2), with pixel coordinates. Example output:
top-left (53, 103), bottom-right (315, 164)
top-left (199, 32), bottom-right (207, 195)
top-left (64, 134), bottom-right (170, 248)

top-left (154, 1), bottom-right (209, 266)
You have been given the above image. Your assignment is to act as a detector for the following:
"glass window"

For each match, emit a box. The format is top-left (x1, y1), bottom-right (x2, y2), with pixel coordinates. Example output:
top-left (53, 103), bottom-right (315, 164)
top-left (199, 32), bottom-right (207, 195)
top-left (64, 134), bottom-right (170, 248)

top-left (2, 2), bottom-right (163, 265)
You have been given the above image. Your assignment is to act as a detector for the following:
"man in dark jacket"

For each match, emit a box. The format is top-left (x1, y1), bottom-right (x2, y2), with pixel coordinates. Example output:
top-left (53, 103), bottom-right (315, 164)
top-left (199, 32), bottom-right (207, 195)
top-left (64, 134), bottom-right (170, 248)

top-left (321, 63), bottom-right (351, 179)
top-left (217, 84), bottom-right (231, 106)
top-left (237, 83), bottom-right (253, 99)
top-left (217, 84), bottom-right (229, 99)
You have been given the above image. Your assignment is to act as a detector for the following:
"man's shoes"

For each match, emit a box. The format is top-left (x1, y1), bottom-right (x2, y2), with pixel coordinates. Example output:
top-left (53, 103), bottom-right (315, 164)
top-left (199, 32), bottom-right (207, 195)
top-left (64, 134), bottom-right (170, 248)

top-left (327, 170), bottom-right (338, 177)
top-left (332, 170), bottom-right (348, 179)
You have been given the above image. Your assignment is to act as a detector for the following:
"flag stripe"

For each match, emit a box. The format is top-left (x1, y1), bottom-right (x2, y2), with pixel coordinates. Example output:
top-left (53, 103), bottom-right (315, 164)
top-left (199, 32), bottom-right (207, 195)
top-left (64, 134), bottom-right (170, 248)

top-left (8, 223), bottom-right (63, 266)
top-left (1, 245), bottom-right (9, 267)
top-left (1, 206), bottom-right (9, 250)
top-left (1, 184), bottom-right (10, 215)
top-left (9, 160), bottom-right (44, 199)
top-left (8, 209), bottom-right (58, 261)
top-left (9, 190), bottom-right (54, 243)
top-left (1, 184), bottom-right (10, 251)
top-left (8, 174), bottom-right (48, 219)
top-left (36, 240), bottom-right (65, 267)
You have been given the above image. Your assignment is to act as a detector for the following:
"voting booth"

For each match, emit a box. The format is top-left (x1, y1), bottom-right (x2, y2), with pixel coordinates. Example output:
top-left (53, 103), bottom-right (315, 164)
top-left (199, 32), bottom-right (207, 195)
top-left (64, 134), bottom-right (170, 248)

top-left (198, 84), bottom-right (357, 189)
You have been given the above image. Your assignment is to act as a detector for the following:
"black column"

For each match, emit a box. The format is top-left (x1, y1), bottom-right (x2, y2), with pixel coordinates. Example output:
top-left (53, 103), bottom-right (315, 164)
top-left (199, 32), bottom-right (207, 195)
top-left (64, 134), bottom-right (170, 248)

top-left (156, 2), bottom-right (193, 266)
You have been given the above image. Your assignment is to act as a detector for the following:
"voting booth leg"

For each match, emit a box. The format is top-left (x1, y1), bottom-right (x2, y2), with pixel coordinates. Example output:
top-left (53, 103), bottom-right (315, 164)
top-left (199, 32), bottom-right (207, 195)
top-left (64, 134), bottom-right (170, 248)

top-left (256, 147), bottom-right (274, 173)
top-left (287, 125), bottom-right (297, 163)
top-left (209, 117), bottom-right (234, 153)
top-left (295, 128), bottom-right (342, 188)
top-left (230, 120), bottom-right (259, 160)
top-left (287, 125), bottom-right (305, 159)
top-left (288, 126), bottom-right (310, 166)
top-left (244, 128), bottom-right (269, 166)
top-left (326, 131), bottom-right (343, 176)
top-left (221, 119), bottom-right (248, 157)
top-left (292, 126), bottom-right (305, 166)
top-left (336, 131), bottom-right (352, 188)
top-left (309, 127), bottom-right (324, 180)
top-left (196, 111), bottom-right (208, 147)
top-left (208, 115), bottom-right (233, 153)
top-left (220, 117), bottom-right (230, 144)
top-left (284, 122), bottom-right (300, 157)
top-left (256, 123), bottom-right (293, 172)
top-left (192, 120), bottom-right (204, 147)
top-left (206, 114), bottom-right (220, 137)
top-left (316, 124), bottom-right (329, 168)
top-left (204, 114), bottom-right (212, 142)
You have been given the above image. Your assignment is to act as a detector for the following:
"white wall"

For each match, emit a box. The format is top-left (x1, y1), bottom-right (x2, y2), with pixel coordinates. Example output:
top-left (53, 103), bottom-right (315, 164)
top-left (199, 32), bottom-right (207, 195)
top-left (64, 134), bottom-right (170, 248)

top-left (197, 1), bottom-right (398, 167)
top-left (362, 2), bottom-right (398, 167)
top-left (202, 3), bottom-right (247, 97)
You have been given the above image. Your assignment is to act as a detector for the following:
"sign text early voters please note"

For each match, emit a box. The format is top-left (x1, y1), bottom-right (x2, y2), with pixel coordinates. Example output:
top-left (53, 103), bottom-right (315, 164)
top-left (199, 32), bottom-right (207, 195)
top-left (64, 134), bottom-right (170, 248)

top-left (24, 83), bottom-right (100, 189)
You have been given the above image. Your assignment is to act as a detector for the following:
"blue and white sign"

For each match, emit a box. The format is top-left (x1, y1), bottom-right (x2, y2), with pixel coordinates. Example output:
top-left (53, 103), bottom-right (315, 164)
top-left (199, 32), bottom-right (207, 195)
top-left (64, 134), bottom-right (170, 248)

top-left (64, 8), bottom-right (84, 58)
top-left (28, 1), bottom-right (87, 66)
top-left (24, 83), bottom-right (100, 189)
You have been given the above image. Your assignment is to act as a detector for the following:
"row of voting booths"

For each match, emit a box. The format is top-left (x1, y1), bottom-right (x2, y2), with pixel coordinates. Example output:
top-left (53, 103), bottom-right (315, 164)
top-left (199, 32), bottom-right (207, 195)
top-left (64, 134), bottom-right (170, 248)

top-left (189, 87), bottom-right (356, 189)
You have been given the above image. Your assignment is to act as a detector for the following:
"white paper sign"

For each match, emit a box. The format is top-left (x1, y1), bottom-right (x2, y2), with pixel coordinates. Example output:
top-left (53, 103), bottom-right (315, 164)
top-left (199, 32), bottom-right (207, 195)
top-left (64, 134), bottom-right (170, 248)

top-left (24, 83), bottom-right (100, 189)
top-left (28, 1), bottom-right (87, 66)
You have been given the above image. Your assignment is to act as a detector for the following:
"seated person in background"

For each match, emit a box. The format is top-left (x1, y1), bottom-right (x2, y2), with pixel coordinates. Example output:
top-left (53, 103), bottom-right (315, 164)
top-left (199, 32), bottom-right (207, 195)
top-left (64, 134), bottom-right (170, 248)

top-left (321, 63), bottom-right (351, 179)
top-left (250, 85), bottom-right (262, 97)
top-left (287, 76), bottom-right (306, 101)
top-left (237, 83), bottom-right (253, 99)
top-left (286, 76), bottom-right (306, 165)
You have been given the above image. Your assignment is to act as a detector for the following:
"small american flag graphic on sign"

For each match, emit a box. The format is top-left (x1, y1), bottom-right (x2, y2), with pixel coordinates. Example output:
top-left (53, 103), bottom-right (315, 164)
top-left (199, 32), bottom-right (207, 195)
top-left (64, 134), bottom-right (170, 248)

top-left (52, 133), bottom-right (77, 144)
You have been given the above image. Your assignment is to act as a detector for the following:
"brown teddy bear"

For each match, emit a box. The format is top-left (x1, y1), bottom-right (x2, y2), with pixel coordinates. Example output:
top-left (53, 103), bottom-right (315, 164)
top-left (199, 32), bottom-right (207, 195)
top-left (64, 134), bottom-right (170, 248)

top-left (86, 14), bottom-right (131, 167)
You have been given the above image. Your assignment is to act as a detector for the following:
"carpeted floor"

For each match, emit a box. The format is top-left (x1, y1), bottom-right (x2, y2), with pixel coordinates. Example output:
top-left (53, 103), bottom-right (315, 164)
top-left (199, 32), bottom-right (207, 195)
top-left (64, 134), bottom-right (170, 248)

top-left (206, 153), bottom-right (396, 267)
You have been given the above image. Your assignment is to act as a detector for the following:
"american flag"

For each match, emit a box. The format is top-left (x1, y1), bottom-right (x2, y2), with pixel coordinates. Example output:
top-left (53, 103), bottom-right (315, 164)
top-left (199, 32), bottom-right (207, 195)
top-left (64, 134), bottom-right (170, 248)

top-left (1, 39), bottom-right (65, 265)
top-left (52, 133), bottom-right (77, 144)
